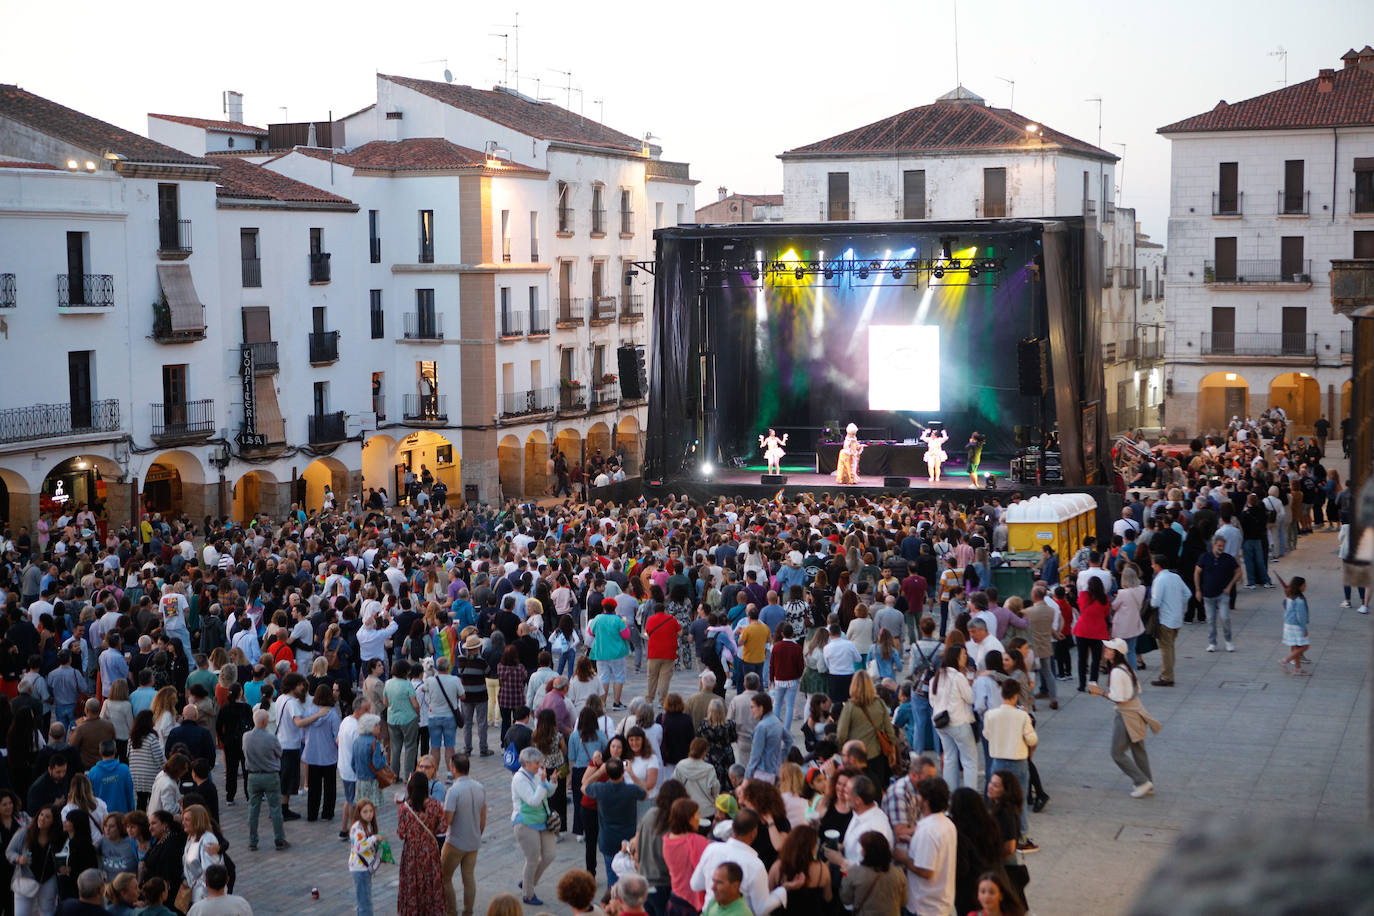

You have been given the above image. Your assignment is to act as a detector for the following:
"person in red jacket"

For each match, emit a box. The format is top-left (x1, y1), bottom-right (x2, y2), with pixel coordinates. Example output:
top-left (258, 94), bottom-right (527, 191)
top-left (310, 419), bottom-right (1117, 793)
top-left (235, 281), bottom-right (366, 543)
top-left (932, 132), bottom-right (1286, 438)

top-left (645, 605), bottom-right (683, 706)
top-left (767, 622), bottom-right (805, 728)
top-left (1073, 577), bottom-right (1112, 693)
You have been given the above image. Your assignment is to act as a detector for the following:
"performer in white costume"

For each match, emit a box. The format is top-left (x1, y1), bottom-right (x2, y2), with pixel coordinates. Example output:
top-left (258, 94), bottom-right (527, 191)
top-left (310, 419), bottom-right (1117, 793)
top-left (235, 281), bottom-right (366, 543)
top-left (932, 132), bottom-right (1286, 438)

top-left (835, 423), bottom-right (865, 485)
top-left (759, 428), bottom-right (789, 475)
top-left (920, 427), bottom-right (949, 482)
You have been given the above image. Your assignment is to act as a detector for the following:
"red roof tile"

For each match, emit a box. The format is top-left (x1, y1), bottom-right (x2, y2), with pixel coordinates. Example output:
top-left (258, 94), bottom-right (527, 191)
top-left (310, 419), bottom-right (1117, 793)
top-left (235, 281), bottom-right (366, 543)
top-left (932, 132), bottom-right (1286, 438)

top-left (0, 160), bottom-right (59, 170)
top-left (287, 138), bottom-right (543, 173)
top-left (149, 113), bottom-right (268, 136)
top-left (213, 157), bottom-right (356, 207)
top-left (782, 98), bottom-right (1114, 161)
top-left (380, 75), bottom-right (642, 151)
top-left (1158, 65), bottom-right (1374, 133)
top-left (0, 85), bottom-right (209, 166)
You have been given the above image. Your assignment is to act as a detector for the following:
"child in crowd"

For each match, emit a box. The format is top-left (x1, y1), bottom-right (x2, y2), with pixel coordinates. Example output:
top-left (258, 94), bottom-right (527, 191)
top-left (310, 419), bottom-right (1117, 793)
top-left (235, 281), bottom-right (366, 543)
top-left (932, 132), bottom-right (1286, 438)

top-left (1278, 575), bottom-right (1311, 676)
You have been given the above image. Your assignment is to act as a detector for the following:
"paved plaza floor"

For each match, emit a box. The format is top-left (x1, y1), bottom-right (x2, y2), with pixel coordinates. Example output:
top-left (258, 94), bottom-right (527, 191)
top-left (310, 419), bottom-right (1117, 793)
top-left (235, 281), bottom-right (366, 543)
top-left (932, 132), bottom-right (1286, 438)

top-left (218, 524), bottom-right (1369, 915)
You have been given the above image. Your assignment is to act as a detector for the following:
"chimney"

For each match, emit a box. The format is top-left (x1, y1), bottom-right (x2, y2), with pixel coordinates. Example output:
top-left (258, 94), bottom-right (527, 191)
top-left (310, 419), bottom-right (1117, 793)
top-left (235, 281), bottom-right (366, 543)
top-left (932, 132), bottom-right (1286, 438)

top-left (224, 90), bottom-right (244, 124)
top-left (1342, 49), bottom-right (1360, 70)
top-left (1318, 69), bottom-right (1335, 93)
top-left (718, 186), bottom-right (728, 202)
top-left (1359, 45), bottom-right (1374, 72)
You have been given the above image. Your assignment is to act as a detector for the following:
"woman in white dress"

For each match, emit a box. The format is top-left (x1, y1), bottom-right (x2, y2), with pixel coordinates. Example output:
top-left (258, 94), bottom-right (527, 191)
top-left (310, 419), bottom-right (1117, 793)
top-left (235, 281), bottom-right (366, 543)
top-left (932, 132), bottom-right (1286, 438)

top-left (759, 429), bottom-right (789, 476)
top-left (921, 428), bottom-right (949, 482)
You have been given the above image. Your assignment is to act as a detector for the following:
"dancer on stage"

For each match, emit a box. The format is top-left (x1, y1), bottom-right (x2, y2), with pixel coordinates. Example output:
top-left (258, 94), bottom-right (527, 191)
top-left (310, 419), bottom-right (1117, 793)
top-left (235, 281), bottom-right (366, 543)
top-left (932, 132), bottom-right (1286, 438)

top-left (920, 426), bottom-right (949, 482)
top-left (834, 423), bottom-right (865, 485)
top-left (759, 428), bottom-right (789, 476)
top-left (966, 431), bottom-right (987, 488)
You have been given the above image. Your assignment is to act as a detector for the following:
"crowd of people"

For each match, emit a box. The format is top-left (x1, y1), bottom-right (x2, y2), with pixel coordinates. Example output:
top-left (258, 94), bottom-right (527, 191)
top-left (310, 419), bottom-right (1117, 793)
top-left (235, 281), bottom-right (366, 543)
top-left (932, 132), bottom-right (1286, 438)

top-left (0, 414), bottom-right (1355, 916)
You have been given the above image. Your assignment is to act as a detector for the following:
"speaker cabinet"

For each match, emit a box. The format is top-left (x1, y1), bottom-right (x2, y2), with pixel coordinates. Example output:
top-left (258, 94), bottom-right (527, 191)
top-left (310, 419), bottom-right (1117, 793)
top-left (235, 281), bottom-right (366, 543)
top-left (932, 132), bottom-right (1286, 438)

top-left (882, 476), bottom-right (911, 488)
top-left (761, 474), bottom-right (787, 485)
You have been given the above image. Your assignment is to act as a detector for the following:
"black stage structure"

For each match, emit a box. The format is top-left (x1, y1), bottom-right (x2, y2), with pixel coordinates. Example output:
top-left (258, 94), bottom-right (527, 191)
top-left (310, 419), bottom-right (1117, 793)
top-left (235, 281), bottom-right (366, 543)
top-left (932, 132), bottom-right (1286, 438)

top-left (643, 218), bottom-right (1109, 495)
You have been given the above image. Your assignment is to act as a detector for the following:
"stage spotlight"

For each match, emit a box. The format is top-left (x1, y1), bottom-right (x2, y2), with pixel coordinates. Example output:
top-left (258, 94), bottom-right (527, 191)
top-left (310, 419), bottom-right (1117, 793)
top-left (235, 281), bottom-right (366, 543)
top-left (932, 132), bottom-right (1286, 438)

top-left (868, 260), bottom-right (881, 270)
top-left (933, 266), bottom-right (945, 279)
top-left (749, 267), bottom-right (760, 280)
top-left (858, 267), bottom-right (870, 279)
top-left (949, 258), bottom-right (961, 270)
top-left (794, 266), bottom-right (805, 280)
top-left (700, 461), bottom-right (714, 478)
top-left (969, 265), bottom-right (980, 278)
top-left (891, 267), bottom-right (902, 279)
top-left (905, 260), bottom-right (919, 271)
top-left (771, 261), bottom-right (786, 273)
top-left (823, 267), bottom-right (834, 280)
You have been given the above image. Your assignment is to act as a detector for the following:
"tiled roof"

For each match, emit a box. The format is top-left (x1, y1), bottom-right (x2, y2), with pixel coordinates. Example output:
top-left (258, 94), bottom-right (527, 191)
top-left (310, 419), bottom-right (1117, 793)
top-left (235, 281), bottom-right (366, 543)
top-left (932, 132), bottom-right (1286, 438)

top-left (0, 159), bottom-right (58, 170)
top-left (0, 85), bottom-right (209, 166)
top-left (782, 97), bottom-right (1114, 161)
top-left (213, 157), bottom-right (355, 207)
top-left (287, 138), bottom-right (543, 173)
top-left (380, 75), bottom-right (642, 151)
top-left (148, 113), bottom-right (269, 136)
top-left (1158, 63), bottom-right (1374, 133)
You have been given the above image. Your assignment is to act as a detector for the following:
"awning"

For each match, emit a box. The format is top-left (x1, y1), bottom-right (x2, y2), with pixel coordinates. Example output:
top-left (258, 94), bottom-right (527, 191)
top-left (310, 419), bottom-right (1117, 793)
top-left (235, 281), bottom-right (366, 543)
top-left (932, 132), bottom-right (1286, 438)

top-left (253, 376), bottom-right (285, 442)
top-left (156, 263), bottom-right (205, 333)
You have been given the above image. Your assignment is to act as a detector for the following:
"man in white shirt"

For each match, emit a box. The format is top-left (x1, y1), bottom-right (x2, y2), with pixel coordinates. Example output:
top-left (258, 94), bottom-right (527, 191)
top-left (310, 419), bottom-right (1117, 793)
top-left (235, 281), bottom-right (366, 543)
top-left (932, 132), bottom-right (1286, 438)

top-left (357, 613), bottom-right (397, 667)
top-left (1112, 506), bottom-right (1141, 540)
top-left (336, 697), bottom-right (368, 836)
top-left (821, 624), bottom-right (862, 705)
top-left (894, 778), bottom-right (957, 916)
top-left (689, 811), bottom-right (786, 915)
top-left (27, 589), bottom-right (55, 626)
top-left (965, 618), bottom-right (1005, 671)
top-left (384, 557), bottom-right (406, 595)
top-left (982, 678), bottom-right (1038, 839)
top-left (1075, 552), bottom-right (1113, 595)
top-left (826, 774), bottom-right (893, 868)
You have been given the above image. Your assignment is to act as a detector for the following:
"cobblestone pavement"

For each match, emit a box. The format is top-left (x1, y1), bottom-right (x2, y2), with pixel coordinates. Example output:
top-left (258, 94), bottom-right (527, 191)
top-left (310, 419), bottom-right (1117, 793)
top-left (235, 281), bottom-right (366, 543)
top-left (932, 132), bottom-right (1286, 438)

top-left (219, 524), bottom-right (1368, 916)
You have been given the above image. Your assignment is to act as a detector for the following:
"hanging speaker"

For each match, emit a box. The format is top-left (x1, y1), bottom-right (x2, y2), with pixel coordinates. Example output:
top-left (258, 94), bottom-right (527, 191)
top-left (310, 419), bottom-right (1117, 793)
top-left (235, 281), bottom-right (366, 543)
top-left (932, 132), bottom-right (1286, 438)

top-left (617, 345), bottom-right (647, 400)
top-left (1017, 337), bottom-right (1048, 396)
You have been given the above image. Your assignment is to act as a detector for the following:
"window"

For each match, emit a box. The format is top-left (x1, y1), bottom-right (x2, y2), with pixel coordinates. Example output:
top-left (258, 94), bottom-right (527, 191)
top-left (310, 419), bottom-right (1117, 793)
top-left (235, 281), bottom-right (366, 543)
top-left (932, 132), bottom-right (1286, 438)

top-left (827, 172), bottom-right (850, 221)
top-left (675, 203), bottom-right (685, 225)
top-left (309, 228), bottom-right (329, 282)
top-left (65, 231), bottom-right (89, 303)
top-left (620, 189), bottom-right (633, 236)
top-left (241, 306), bottom-right (271, 344)
top-left (370, 290), bottom-right (384, 339)
top-left (418, 210), bottom-right (434, 263)
top-left (983, 168), bottom-right (1007, 217)
top-left (593, 345), bottom-right (605, 383)
top-left (1356, 231), bottom-right (1374, 259)
top-left (655, 202), bottom-right (664, 229)
top-left (558, 181), bottom-right (572, 233)
top-left (1355, 158), bottom-right (1374, 214)
top-left (161, 364), bottom-right (188, 430)
top-left (560, 347), bottom-right (575, 383)
top-left (902, 170), bottom-right (926, 219)
top-left (1217, 162), bottom-right (1239, 214)
top-left (157, 184), bottom-right (181, 251)
top-left (501, 210), bottom-right (511, 262)
top-left (1210, 306), bottom-right (1235, 352)
top-left (559, 261), bottom-right (573, 305)
top-left (312, 306), bottom-right (326, 334)
top-left (591, 261), bottom-right (605, 301)
top-left (417, 361), bottom-right (439, 419)
top-left (529, 211), bottom-right (539, 262)
top-left (372, 371), bottom-right (385, 419)
top-left (369, 210), bottom-right (380, 263)
top-left (68, 351), bottom-right (93, 428)
top-left (240, 229), bottom-right (261, 287)
top-left (1281, 306), bottom-right (1307, 354)
top-left (591, 184), bottom-right (605, 235)
top-left (313, 381), bottom-right (329, 417)
top-left (1282, 160), bottom-right (1305, 214)
top-left (1280, 237), bottom-right (1306, 280)
top-left (310, 227), bottom-right (323, 255)
top-left (1212, 237), bottom-right (1237, 281)
top-left (436, 443), bottom-right (453, 465)
top-left (416, 289), bottom-right (437, 338)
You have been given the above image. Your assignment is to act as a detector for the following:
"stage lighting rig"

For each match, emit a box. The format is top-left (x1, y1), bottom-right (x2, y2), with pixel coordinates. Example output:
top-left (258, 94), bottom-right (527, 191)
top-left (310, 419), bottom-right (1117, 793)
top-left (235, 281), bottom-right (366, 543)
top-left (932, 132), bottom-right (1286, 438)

top-left (891, 266), bottom-right (903, 279)
top-left (857, 266), bottom-right (870, 279)
top-left (794, 266), bottom-right (806, 280)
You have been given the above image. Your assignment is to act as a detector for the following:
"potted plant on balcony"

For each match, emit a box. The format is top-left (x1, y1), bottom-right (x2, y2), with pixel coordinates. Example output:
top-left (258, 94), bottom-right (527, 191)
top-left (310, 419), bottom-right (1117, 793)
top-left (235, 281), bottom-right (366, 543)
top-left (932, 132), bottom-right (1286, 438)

top-left (151, 297), bottom-right (172, 339)
top-left (560, 379), bottom-right (583, 391)
top-left (600, 373), bottom-right (618, 386)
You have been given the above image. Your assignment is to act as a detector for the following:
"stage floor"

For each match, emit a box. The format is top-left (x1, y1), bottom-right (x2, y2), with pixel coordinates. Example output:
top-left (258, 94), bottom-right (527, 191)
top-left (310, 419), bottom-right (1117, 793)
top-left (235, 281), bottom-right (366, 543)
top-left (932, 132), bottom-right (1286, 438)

top-left (715, 463), bottom-right (1009, 491)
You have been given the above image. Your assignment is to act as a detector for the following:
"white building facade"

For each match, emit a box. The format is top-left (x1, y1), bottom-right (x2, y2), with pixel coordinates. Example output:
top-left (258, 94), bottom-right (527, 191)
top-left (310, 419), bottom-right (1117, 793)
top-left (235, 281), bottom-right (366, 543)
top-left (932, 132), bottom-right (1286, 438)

top-left (1158, 49), bottom-right (1374, 439)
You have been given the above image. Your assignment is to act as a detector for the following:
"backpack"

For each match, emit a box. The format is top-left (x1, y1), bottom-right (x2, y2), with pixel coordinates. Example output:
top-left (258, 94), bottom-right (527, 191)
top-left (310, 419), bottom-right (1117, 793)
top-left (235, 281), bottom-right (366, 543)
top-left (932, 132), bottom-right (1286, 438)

top-left (911, 641), bottom-right (941, 697)
top-left (502, 740), bottom-right (521, 773)
top-left (1263, 498), bottom-right (1278, 524)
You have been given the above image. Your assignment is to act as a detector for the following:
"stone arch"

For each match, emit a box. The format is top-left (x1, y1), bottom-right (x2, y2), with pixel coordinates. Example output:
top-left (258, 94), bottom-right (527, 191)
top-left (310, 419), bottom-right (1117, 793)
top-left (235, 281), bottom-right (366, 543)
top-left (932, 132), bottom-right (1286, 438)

top-left (40, 454), bottom-right (123, 525)
top-left (142, 450), bottom-right (209, 520)
top-left (397, 431), bottom-right (459, 505)
top-left (301, 456), bottom-right (350, 514)
top-left (616, 415), bottom-right (642, 474)
top-left (586, 422), bottom-right (612, 465)
top-left (524, 430), bottom-right (548, 497)
top-left (0, 466), bottom-right (30, 529)
top-left (1196, 371), bottom-right (1250, 437)
top-left (231, 469), bottom-right (281, 523)
top-left (498, 434), bottom-right (522, 500)
top-left (362, 434), bottom-right (400, 505)
top-left (1267, 372), bottom-right (1321, 436)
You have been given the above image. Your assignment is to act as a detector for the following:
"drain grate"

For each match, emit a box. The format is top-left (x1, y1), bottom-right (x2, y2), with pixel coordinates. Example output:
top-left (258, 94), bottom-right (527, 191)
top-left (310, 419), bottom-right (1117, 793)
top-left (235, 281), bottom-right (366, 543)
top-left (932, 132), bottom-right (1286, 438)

top-left (1218, 681), bottom-right (1268, 689)
top-left (1116, 825), bottom-right (1180, 844)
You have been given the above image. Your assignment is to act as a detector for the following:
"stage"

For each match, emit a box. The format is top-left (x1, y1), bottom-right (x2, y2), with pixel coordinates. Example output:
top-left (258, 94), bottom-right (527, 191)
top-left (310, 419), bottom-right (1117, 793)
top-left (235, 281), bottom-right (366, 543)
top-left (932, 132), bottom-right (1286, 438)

top-left (714, 463), bottom-right (1010, 490)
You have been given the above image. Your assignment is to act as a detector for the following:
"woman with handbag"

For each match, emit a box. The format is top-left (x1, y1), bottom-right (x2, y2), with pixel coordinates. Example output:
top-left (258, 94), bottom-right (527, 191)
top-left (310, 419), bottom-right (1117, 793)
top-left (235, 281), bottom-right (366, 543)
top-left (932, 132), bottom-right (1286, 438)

top-left (929, 646), bottom-right (978, 791)
top-left (396, 772), bottom-right (446, 916)
top-left (178, 805), bottom-right (221, 907)
top-left (1088, 639), bottom-right (1161, 799)
top-left (54, 810), bottom-right (98, 905)
top-left (510, 746), bottom-right (558, 906)
top-left (835, 671), bottom-right (898, 790)
top-left (5, 805), bottom-right (57, 916)
top-left (532, 710), bottom-right (569, 833)
top-left (350, 715), bottom-right (392, 809)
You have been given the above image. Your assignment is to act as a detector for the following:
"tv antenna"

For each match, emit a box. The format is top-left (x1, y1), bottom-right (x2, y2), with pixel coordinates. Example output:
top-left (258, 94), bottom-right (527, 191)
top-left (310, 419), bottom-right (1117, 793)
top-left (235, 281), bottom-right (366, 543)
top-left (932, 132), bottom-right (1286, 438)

top-left (1113, 142), bottom-right (1126, 204)
top-left (489, 31), bottom-right (509, 87)
top-left (420, 58), bottom-right (453, 82)
top-left (1269, 46), bottom-right (1288, 86)
top-left (995, 76), bottom-right (1014, 111)
top-left (549, 68), bottom-right (575, 110)
top-left (952, 0), bottom-right (961, 88)
top-left (593, 98), bottom-right (604, 123)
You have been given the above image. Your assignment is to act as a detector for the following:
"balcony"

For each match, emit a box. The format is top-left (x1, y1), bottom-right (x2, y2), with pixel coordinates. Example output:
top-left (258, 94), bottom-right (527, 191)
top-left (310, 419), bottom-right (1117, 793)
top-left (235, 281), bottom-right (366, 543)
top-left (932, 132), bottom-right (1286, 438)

top-left (591, 380), bottom-right (619, 410)
top-left (1, 273), bottom-right (15, 308)
top-left (1141, 338), bottom-right (1163, 361)
top-left (556, 298), bottom-right (585, 328)
top-left (1278, 190), bottom-right (1309, 216)
top-left (620, 210), bottom-right (634, 237)
top-left (245, 340), bottom-right (278, 373)
top-left (1351, 188), bottom-right (1374, 215)
top-left (308, 252), bottom-right (331, 284)
top-left (1103, 202), bottom-right (1116, 223)
top-left (557, 209), bottom-right (575, 237)
top-left (241, 257), bottom-right (262, 288)
top-left (499, 387), bottom-right (555, 419)
top-left (620, 294), bottom-right (644, 322)
top-left (403, 312), bottom-right (444, 340)
top-left (372, 393), bottom-right (387, 421)
top-left (1142, 279), bottom-right (1153, 300)
top-left (157, 219), bottom-right (192, 258)
top-left (1116, 267), bottom-right (1138, 289)
top-left (1342, 330), bottom-right (1353, 357)
top-left (308, 410), bottom-right (347, 444)
top-left (500, 311), bottom-right (526, 338)
top-left (151, 399), bottom-right (215, 444)
top-left (403, 393), bottom-right (447, 423)
top-left (590, 208), bottom-right (607, 237)
top-left (1204, 259), bottom-right (1312, 286)
top-left (558, 384), bottom-right (587, 414)
top-left (1200, 332), bottom-right (1316, 357)
top-left (239, 418), bottom-right (285, 450)
top-left (0, 399), bottom-right (120, 445)
top-left (591, 297), bottom-right (617, 325)
top-left (57, 274), bottom-right (114, 309)
top-left (1212, 191), bottom-right (1243, 216)
top-left (151, 301), bottom-right (205, 343)
top-left (528, 309), bottom-right (550, 336)
top-left (309, 330), bottom-right (339, 364)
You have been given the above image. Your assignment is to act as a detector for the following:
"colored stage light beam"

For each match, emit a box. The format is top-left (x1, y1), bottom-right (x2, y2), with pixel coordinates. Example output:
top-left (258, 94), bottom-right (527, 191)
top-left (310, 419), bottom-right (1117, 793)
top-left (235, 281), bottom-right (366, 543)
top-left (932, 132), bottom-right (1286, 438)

top-left (811, 249), bottom-right (826, 342)
top-left (913, 285), bottom-right (935, 324)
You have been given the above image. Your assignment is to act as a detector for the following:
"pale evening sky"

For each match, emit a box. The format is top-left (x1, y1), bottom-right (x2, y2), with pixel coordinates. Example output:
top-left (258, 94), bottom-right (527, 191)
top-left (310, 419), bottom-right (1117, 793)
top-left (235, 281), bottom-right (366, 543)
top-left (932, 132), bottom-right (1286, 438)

top-left (7, 0), bottom-right (1374, 241)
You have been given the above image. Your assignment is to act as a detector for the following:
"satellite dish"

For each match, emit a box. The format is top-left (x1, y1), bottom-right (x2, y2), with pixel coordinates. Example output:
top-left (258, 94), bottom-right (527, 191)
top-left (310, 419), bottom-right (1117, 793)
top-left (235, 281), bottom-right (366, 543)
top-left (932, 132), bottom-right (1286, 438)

top-left (444, 68), bottom-right (454, 83)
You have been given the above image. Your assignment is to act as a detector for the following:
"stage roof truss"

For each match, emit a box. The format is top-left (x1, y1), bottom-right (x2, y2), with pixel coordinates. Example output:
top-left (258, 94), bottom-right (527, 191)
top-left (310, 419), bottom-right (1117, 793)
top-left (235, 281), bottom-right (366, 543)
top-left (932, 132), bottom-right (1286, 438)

top-left (698, 256), bottom-right (1006, 289)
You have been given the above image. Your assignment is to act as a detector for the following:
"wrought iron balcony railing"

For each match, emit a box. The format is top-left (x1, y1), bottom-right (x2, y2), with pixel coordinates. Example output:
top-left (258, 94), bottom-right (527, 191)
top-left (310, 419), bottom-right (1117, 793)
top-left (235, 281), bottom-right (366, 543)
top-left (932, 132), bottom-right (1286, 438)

top-left (403, 394), bottom-right (447, 422)
top-left (500, 311), bottom-right (526, 338)
top-left (591, 297), bottom-right (618, 323)
top-left (308, 251), bottom-right (331, 283)
top-left (1203, 259), bottom-right (1312, 284)
top-left (57, 274), bottom-right (114, 308)
top-left (245, 340), bottom-right (278, 372)
top-left (0, 273), bottom-right (15, 309)
top-left (1201, 332), bottom-right (1316, 357)
top-left (308, 410), bottom-right (347, 444)
top-left (309, 330), bottom-right (339, 363)
top-left (241, 257), bottom-right (262, 288)
top-left (556, 298), bottom-right (585, 326)
top-left (404, 312), bottom-right (443, 340)
top-left (528, 309), bottom-right (550, 335)
top-left (0, 399), bottom-right (120, 444)
top-left (157, 218), bottom-right (192, 255)
top-left (620, 294), bottom-right (644, 321)
top-left (1278, 190), bottom-right (1309, 215)
top-left (1212, 191), bottom-right (1243, 216)
top-left (499, 387), bottom-right (556, 418)
top-left (151, 399), bottom-right (215, 442)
